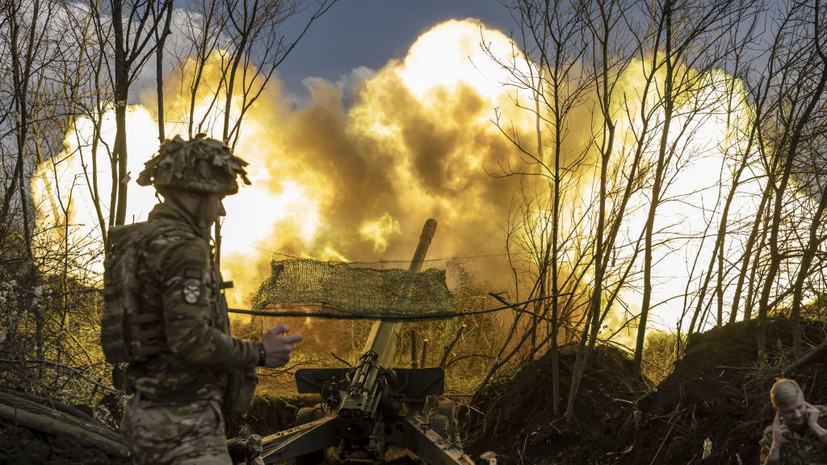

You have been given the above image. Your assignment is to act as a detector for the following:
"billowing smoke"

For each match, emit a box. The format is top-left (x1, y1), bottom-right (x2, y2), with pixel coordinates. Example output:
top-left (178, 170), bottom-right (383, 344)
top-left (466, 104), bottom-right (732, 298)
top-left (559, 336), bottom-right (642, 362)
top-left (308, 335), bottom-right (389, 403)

top-left (34, 16), bottom-right (776, 335)
top-left (218, 19), bottom-right (531, 306)
top-left (33, 19), bottom-right (534, 310)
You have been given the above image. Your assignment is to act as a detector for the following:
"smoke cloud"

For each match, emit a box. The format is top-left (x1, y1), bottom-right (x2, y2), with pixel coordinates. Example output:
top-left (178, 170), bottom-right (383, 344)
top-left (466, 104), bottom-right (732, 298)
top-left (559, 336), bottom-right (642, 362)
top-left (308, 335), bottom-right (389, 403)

top-left (216, 19), bottom-right (531, 306)
top-left (34, 15), bottom-right (773, 335)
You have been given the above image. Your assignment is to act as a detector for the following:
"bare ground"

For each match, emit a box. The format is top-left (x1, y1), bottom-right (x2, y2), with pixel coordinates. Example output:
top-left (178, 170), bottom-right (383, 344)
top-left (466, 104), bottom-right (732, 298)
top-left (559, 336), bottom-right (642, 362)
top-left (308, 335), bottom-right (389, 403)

top-left (1, 317), bottom-right (824, 465)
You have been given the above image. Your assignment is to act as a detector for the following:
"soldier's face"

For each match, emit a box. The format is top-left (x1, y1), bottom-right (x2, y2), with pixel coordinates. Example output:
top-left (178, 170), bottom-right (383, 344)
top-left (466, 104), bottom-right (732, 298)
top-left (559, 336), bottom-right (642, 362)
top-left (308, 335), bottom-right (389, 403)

top-left (202, 193), bottom-right (226, 226)
top-left (777, 391), bottom-right (807, 427)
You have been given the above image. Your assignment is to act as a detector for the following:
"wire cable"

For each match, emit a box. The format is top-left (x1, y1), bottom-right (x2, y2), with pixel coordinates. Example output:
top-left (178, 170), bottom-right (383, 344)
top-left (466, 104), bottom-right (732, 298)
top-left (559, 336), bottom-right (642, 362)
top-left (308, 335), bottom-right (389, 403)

top-left (247, 245), bottom-right (532, 266)
top-left (228, 293), bottom-right (572, 321)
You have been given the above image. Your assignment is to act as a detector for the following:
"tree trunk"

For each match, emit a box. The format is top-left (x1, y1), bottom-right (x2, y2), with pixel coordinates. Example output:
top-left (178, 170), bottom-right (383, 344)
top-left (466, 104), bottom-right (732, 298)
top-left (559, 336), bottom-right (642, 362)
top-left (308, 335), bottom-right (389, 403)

top-left (112, 0), bottom-right (129, 226)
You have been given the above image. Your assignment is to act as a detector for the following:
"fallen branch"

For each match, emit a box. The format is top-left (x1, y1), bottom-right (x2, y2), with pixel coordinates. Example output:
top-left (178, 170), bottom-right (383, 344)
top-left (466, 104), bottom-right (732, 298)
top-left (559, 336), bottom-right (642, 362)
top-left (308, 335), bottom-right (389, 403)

top-left (0, 389), bottom-right (128, 458)
top-left (649, 413), bottom-right (678, 465)
top-left (783, 337), bottom-right (827, 376)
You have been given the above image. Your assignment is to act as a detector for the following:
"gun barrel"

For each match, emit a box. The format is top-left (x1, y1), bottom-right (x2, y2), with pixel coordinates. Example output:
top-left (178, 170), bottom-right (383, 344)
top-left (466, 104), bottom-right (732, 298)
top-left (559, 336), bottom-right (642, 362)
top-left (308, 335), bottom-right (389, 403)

top-left (409, 218), bottom-right (437, 273)
top-left (361, 219), bottom-right (437, 368)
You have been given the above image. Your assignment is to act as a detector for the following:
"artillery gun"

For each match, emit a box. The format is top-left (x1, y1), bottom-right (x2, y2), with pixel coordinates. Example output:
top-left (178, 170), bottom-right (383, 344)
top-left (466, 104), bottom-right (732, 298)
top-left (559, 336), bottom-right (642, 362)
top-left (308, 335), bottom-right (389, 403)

top-left (257, 219), bottom-right (475, 465)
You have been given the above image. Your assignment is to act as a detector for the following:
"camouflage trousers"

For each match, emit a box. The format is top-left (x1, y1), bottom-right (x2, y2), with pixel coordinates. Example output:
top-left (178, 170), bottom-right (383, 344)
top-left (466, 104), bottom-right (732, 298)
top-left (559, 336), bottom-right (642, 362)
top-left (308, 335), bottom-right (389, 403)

top-left (121, 394), bottom-right (232, 465)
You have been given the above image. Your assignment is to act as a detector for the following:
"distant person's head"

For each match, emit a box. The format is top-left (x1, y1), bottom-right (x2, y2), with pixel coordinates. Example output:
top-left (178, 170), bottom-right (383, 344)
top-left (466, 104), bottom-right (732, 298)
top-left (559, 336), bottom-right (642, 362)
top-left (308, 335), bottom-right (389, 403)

top-left (246, 434), bottom-right (263, 458)
top-left (771, 378), bottom-right (807, 427)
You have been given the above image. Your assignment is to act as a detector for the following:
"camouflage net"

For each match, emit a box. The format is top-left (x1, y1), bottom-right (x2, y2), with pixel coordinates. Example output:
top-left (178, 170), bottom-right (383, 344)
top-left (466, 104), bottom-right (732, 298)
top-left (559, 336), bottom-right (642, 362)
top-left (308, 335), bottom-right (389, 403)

top-left (251, 259), bottom-right (453, 317)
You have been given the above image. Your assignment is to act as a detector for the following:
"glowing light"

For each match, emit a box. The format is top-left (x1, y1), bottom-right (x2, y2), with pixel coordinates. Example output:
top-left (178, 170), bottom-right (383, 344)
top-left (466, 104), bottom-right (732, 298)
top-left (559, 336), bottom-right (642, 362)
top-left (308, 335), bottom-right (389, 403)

top-left (360, 213), bottom-right (401, 253)
top-left (399, 19), bottom-right (529, 105)
top-left (32, 105), bottom-right (165, 272)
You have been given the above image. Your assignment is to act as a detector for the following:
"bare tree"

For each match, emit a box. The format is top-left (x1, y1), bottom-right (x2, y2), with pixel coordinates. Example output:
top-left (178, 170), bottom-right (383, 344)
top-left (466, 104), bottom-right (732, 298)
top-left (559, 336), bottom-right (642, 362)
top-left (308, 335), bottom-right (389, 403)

top-left (785, 1), bottom-right (827, 349)
top-left (167, 0), bottom-right (338, 263)
top-left (487, 0), bottom-right (770, 422)
top-left (485, 0), bottom-right (590, 415)
top-left (0, 0), bottom-right (114, 400)
top-left (631, 0), bottom-right (749, 374)
top-left (0, 0), bottom-right (62, 256)
top-left (560, 0), bottom-right (641, 425)
top-left (754, 0), bottom-right (827, 354)
top-left (91, 0), bottom-right (168, 227)
top-left (152, 0), bottom-right (174, 141)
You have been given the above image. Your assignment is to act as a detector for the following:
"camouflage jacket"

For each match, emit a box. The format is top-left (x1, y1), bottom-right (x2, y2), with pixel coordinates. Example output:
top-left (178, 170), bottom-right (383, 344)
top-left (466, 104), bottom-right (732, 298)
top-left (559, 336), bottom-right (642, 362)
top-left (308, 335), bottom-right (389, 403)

top-left (759, 405), bottom-right (827, 465)
top-left (125, 203), bottom-right (259, 403)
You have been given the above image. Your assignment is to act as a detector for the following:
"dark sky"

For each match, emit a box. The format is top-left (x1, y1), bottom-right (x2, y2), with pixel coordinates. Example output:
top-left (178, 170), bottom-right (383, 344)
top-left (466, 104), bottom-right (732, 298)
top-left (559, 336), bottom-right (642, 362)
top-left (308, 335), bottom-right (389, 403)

top-left (278, 1), bottom-right (516, 98)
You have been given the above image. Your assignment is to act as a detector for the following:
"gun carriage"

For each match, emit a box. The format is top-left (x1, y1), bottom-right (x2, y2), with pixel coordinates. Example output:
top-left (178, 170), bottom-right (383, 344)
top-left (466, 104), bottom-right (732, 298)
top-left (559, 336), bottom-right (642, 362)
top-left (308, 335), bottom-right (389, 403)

top-left (256, 219), bottom-right (474, 465)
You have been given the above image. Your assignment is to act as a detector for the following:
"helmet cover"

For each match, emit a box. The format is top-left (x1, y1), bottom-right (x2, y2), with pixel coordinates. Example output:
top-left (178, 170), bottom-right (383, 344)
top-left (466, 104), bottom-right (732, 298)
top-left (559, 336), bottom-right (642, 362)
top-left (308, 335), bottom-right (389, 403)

top-left (137, 134), bottom-right (251, 195)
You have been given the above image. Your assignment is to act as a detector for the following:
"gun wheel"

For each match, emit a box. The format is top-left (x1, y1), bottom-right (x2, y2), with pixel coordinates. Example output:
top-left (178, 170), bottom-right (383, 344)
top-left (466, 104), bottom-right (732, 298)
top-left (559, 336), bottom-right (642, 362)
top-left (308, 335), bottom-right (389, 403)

top-left (294, 406), bottom-right (326, 465)
top-left (436, 398), bottom-right (456, 418)
top-left (295, 405), bottom-right (324, 425)
top-left (430, 414), bottom-right (454, 441)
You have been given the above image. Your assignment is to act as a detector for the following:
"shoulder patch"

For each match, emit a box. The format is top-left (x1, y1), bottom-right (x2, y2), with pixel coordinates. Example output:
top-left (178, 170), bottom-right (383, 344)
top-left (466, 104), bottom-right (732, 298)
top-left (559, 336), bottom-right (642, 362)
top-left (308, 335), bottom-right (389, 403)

top-left (182, 278), bottom-right (202, 304)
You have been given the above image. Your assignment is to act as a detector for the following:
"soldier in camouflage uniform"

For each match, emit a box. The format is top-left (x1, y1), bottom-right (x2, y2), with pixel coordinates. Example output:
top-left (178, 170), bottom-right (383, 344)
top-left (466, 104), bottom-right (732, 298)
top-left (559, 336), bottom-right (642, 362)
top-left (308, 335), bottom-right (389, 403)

top-left (759, 378), bottom-right (827, 465)
top-left (119, 135), bottom-right (302, 465)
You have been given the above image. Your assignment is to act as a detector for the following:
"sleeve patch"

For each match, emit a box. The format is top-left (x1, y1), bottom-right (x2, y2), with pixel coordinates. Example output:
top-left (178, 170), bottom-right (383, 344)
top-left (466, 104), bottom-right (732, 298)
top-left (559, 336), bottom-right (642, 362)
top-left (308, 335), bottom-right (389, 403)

top-left (182, 278), bottom-right (202, 304)
top-left (185, 268), bottom-right (203, 279)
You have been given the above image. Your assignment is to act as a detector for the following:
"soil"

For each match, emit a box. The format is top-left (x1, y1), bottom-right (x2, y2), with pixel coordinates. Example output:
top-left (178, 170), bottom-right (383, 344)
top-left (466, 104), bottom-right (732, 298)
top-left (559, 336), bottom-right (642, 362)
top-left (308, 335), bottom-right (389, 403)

top-left (616, 318), bottom-right (827, 465)
top-left (464, 342), bottom-right (647, 465)
top-left (464, 317), bottom-right (827, 465)
top-left (0, 411), bottom-right (129, 465)
top-left (2, 317), bottom-right (825, 465)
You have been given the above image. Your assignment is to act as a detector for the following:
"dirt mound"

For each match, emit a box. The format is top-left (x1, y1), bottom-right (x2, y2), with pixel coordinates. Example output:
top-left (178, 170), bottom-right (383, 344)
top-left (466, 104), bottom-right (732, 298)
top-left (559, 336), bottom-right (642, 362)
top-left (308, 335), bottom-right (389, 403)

top-left (466, 344), bottom-right (647, 464)
top-left (0, 389), bottom-right (129, 465)
top-left (621, 318), bottom-right (827, 465)
top-left (0, 418), bottom-right (127, 465)
top-left (467, 318), bottom-right (827, 465)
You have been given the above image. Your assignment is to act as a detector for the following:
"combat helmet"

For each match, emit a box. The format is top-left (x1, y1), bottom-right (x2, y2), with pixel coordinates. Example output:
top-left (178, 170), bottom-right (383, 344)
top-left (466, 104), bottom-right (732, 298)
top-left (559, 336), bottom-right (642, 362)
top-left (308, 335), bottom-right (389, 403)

top-left (137, 134), bottom-right (251, 195)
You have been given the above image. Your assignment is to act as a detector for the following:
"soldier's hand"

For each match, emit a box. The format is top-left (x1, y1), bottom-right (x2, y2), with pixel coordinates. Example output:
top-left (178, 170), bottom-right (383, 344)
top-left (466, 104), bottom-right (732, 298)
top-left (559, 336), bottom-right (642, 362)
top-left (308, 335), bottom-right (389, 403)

top-left (805, 402), bottom-right (827, 436)
top-left (772, 411), bottom-right (789, 446)
top-left (805, 403), bottom-right (820, 425)
top-left (261, 324), bottom-right (302, 368)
